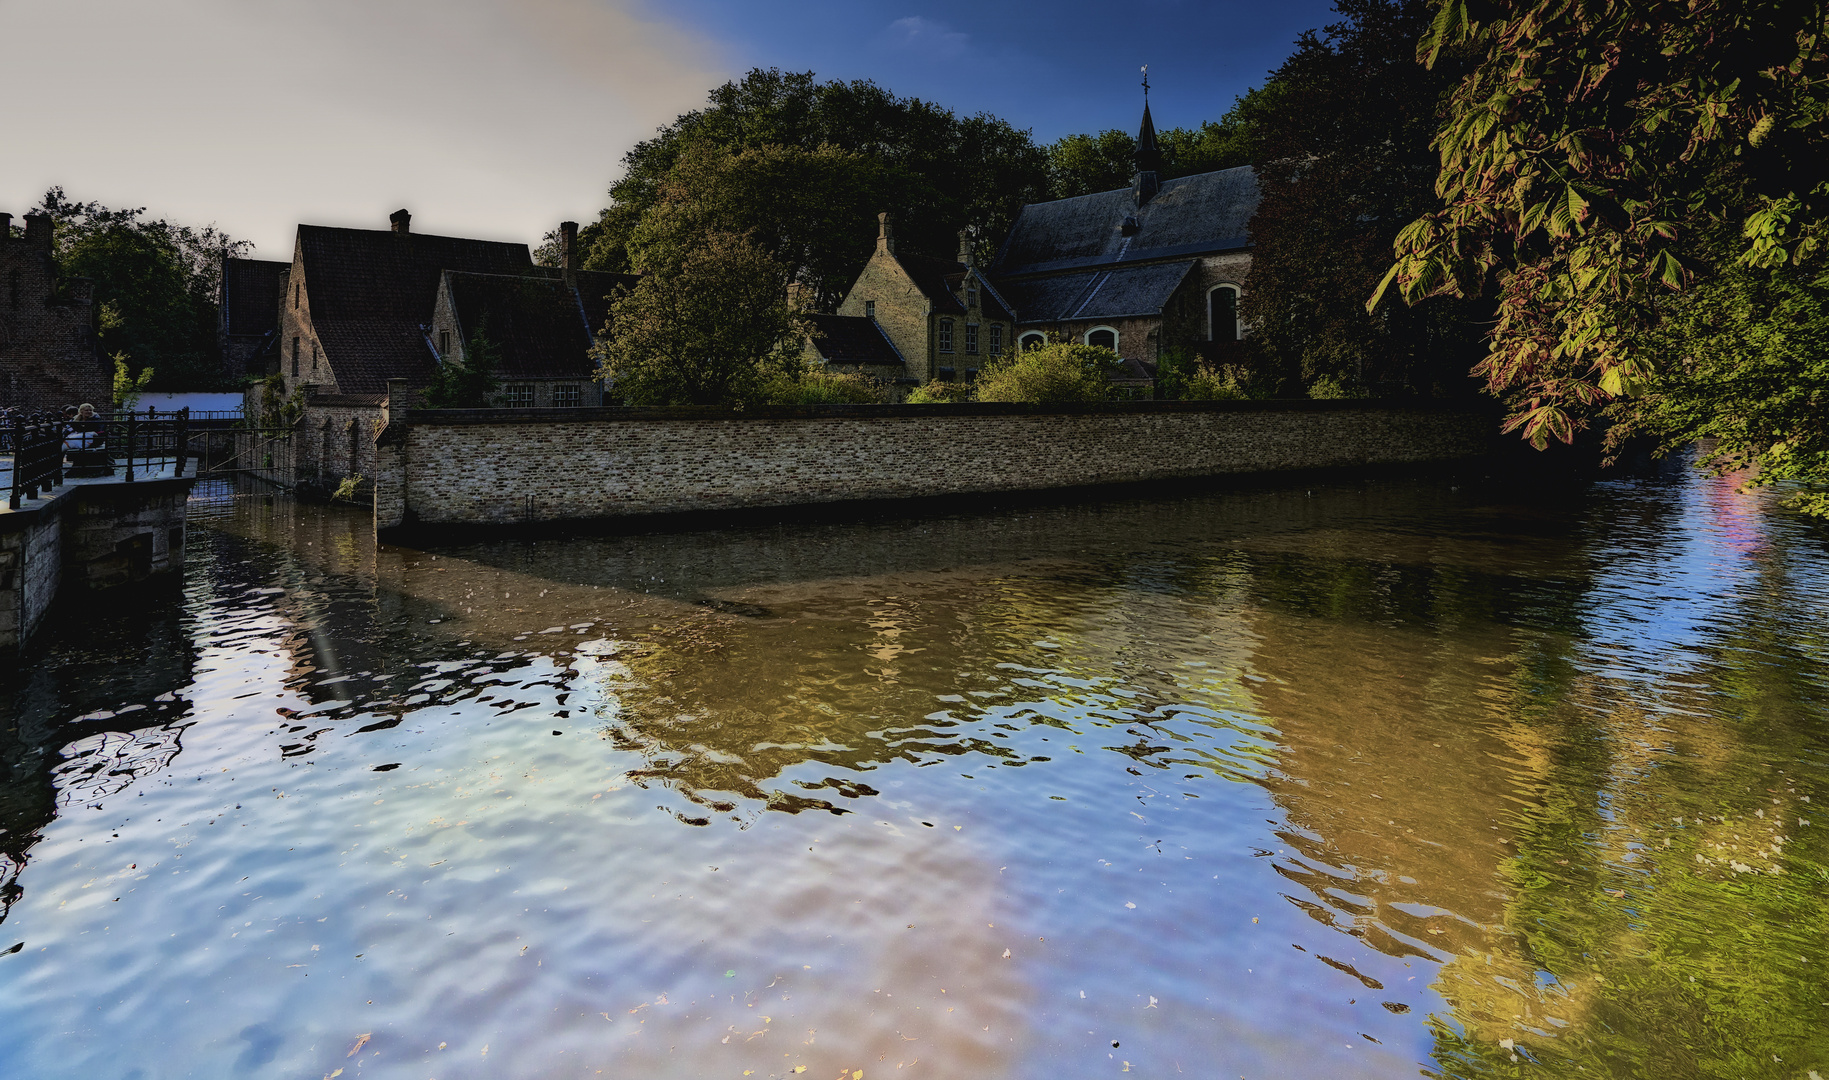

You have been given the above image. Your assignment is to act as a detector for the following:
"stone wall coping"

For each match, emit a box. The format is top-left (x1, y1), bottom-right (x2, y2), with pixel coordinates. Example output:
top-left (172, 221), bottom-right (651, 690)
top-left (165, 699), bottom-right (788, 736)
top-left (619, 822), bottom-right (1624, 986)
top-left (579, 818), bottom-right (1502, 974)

top-left (400, 398), bottom-right (1493, 426)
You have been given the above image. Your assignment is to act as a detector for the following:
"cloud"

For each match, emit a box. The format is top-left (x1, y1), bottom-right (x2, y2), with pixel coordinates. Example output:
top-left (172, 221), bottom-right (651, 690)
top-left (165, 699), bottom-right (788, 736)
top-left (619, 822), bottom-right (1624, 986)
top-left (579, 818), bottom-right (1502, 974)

top-left (879, 16), bottom-right (970, 59)
top-left (0, 0), bottom-right (730, 257)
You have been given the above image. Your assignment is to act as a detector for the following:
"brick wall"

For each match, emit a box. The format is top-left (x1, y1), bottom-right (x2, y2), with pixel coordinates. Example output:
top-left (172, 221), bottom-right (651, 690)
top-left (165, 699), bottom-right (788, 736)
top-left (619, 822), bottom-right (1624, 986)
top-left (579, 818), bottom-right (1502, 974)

top-left (375, 400), bottom-right (1496, 530)
top-left (0, 213), bottom-right (110, 409)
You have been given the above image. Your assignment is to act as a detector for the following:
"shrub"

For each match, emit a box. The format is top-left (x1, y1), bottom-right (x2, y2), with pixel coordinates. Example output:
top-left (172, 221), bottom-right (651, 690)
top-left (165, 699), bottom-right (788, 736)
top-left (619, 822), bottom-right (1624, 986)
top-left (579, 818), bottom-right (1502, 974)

top-left (906, 381), bottom-right (973, 403)
top-left (972, 343), bottom-right (1117, 404)
top-left (1184, 364), bottom-right (1248, 400)
top-left (1307, 375), bottom-right (1361, 400)
top-left (764, 368), bottom-right (888, 404)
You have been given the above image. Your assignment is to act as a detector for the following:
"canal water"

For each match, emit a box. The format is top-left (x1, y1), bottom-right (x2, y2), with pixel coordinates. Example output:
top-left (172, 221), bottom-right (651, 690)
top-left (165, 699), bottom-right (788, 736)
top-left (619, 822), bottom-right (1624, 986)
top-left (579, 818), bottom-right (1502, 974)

top-left (2, 461), bottom-right (1827, 1079)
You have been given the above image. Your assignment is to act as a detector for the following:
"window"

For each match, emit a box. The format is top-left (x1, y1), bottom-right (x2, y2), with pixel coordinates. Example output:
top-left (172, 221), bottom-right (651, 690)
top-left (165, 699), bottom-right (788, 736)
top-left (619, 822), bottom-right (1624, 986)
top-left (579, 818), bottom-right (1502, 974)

top-left (504, 383), bottom-right (535, 408)
top-left (1019, 332), bottom-right (1045, 351)
top-left (965, 323), bottom-right (979, 354)
top-left (989, 324), bottom-right (1003, 356)
top-left (291, 336), bottom-right (300, 377)
top-left (312, 342), bottom-right (320, 371)
top-left (293, 282), bottom-right (299, 308)
top-left (1209, 284), bottom-right (1241, 341)
top-left (1085, 326), bottom-right (1117, 351)
top-left (864, 300), bottom-right (875, 320)
top-left (438, 329), bottom-right (451, 356)
top-left (966, 288), bottom-right (978, 309)
top-left (938, 318), bottom-right (954, 353)
top-left (553, 384), bottom-right (583, 408)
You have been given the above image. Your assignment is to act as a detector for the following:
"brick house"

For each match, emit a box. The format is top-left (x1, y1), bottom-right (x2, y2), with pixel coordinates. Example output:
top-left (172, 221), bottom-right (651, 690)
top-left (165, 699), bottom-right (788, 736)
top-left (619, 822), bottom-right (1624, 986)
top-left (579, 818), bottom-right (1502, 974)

top-left (0, 211), bottom-right (110, 410)
top-left (811, 215), bottom-right (1018, 389)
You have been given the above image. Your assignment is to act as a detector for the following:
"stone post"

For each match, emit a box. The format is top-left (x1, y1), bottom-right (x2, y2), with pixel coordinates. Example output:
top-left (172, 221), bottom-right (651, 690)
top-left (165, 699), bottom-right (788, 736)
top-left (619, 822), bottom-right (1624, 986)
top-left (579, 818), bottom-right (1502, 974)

top-left (373, 378), bottom-right (411, 533)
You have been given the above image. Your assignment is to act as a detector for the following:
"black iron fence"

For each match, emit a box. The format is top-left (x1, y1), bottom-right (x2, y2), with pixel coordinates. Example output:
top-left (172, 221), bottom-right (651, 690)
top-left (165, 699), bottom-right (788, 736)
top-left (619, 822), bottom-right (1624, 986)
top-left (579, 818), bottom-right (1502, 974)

top-left (4, 407), bottom-right (192, 510)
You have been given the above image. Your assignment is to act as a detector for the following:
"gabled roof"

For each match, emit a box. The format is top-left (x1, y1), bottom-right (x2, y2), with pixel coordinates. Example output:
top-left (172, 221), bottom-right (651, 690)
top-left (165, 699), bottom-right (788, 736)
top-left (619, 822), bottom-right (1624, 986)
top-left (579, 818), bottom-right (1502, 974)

top-left (999, 260), bottom-right (1194, 325)
top-left (806, 314), bottom-right (903, 365)
top-left (221, 257), bottom-right (288, 337)
top-left (992, 165), bottom-right (1259, 278)
top-left (893, 254), bottom-right (1014, 322)
top-left (444, 271), bottom-right (601, 380)
top-left (299, 225), bottom-right (533, 394)
top-left (567, 269), bottom-right (640, 340)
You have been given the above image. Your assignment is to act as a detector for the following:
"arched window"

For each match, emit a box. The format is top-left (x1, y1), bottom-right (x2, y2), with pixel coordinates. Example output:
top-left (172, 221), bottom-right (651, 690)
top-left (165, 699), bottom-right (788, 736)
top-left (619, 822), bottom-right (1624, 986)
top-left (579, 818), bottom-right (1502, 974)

top-left (1019, 332), bottom-right (1045, 351)
top-left (1208, 284), bottom-right (1241, 342)
top-left (1084, 326), bottom-right (1118, 351)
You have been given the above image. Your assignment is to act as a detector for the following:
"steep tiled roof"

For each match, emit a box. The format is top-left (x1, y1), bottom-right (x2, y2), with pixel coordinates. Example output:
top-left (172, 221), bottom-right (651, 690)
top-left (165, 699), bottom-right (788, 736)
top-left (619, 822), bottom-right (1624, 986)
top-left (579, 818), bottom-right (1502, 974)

top-left (999, 261), bottom-right (1194, 324)
top-left (992, 166), bottom-right (1259, 278)
top-left (893, 255), bottom-right (1014, 322)
top-left (445, 271), bottom-right (599, 380)
top-left (221, 258), bottom-right (287, 337)
top-left (299, 225), bottom-right (532, 394)
top-left (807, 314), bottom-right (902, 365)
top-left (565, 269), bottom-right (640, 339)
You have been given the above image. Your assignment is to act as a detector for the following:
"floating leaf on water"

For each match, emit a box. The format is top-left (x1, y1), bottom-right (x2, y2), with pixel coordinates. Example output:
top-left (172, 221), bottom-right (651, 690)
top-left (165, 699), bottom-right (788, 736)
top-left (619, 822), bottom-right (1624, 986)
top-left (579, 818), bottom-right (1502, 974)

top-left (1002, 949), bottom-right (1012, 959)
top-left (346, 1033), bottom-right (371, 1057)
top-left (1125, 902), bottom-right (1136, 909)
top-left (726, 970), bottom-right (737, 978)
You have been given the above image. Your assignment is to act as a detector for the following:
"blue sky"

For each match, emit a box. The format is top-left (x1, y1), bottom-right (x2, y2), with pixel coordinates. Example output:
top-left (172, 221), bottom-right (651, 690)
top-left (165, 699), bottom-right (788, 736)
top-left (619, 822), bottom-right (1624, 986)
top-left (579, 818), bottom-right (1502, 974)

top-left (649, 0), bottom-right (1337, 140)
top-left (2, 0), bottom-right (1338, 258)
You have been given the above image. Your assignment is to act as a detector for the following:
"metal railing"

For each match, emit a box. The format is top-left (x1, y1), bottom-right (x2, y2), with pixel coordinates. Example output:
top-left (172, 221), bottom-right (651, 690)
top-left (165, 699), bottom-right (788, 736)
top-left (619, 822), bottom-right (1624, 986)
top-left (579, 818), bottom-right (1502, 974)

top-left (5, 407), bottom-right (191, 509)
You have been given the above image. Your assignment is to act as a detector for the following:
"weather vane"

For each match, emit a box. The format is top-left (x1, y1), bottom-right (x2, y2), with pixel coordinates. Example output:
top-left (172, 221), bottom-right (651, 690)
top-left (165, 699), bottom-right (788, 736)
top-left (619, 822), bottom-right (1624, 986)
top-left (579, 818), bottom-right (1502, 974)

top-left (1142, 64), bottom-right (1150, 98)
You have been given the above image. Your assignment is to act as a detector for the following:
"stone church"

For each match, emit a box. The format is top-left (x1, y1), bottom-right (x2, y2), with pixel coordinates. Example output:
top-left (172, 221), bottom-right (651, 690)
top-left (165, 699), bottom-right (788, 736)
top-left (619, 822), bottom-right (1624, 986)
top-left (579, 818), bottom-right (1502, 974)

top-left (809, 100), bottom-right (1259, 392)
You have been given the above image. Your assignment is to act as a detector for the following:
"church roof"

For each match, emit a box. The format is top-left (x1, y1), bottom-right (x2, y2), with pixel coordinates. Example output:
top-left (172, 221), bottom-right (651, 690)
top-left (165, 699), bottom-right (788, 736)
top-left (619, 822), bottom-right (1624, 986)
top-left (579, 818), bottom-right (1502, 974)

top-left (992, 165), bottom-right (1259, 278)
top-left (806, 314), bottom-right (903, 365)
top-left (998, 260), bottom-right (1195, 325)
top-left (298, 225), bottom-right (533, 394)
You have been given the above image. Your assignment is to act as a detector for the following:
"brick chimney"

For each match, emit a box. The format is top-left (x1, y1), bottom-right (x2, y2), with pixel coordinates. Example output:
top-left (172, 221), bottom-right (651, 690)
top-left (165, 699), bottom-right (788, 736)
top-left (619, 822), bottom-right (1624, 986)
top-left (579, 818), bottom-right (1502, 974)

top-left (24, 213), bottom-right (53, 251)
top-left (0, 212), bottom-right (11, 244)
top-left (389, 209), bottom-right (411, 234)
top-left (559, 220), bottom-right (578, 286)
top-left (875, 212), bottom-right (895, 256)
top-left (956, 228), bottom-right (975, 268)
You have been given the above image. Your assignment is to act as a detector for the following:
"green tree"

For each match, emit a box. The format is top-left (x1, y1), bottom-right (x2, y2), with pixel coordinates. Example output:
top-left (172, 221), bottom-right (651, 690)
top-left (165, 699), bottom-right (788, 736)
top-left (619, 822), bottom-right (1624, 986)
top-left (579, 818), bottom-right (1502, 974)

top-left (1374, 0), bottom-right (1829, 454)
top-left (972, 343), bottom-right (1118, 404)
top-left (592, 232), bottom-right (806, 406)
top-left (110, 352), bottom-right (153, 410)
top-left (422, 318), bottom-right (503, 408)
top-left (1240, 0), bottom-right (1488, 399)
top-left (578, 69), bottom-right (1050, 277)
top-left (35, 187), bottom-right (247, 393)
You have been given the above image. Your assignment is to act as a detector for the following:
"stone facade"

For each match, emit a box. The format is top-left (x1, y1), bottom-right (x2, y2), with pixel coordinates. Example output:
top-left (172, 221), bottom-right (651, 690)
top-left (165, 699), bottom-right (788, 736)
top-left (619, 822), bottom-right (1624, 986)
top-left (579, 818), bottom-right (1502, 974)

top-left (0, 212), bottom-right (109, 410)
top-left (372, 400), bottom-right (1495, 531)
top-left (828, 216), bottom-right (1016, 386)
top-left (1, 476), bottom-right (191, 653)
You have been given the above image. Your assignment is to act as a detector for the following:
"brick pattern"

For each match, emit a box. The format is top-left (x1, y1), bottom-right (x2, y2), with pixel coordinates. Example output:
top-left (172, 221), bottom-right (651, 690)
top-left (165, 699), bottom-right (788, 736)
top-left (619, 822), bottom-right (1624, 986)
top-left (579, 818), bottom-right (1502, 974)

top-left (0, 215), bottom-right (110, 409)
top-left (376, 402), bottom-right (1494, 529)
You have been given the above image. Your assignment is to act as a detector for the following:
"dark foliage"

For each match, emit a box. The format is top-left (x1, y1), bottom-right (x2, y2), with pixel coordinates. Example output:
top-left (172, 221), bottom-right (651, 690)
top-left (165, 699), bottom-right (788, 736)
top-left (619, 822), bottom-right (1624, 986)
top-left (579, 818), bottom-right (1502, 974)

top-left (1240, 0), bottom-right (1488, 398)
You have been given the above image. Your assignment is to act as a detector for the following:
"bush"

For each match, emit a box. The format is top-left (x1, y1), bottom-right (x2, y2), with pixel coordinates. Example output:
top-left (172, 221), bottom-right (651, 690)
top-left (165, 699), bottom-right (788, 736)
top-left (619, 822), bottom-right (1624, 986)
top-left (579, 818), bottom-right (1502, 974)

top-left (906, 381), bottom-right (974, 403)
top-left (1307, 375), bottom-right (1361, 400)
top-left (764, 368), bottom-right (888, 404)
top-left (1184, 364), bottom-right (1249, 400)
top-left (972, 343), bottom-right (1117, 404)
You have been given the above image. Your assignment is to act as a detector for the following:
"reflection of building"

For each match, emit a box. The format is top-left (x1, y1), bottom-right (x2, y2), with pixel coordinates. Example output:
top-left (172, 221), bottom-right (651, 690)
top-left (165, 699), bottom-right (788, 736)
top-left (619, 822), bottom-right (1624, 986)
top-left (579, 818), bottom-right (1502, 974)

top-left (810, 99), bottom-right (1260, 395)
top-left (0, 212), bottom-right (110, 409)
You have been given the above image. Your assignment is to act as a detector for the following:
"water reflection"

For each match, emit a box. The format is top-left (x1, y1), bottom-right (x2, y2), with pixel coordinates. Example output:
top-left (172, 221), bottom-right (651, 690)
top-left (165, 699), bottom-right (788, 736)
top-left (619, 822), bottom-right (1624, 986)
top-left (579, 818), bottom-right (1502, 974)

top-left (0, 465), bottom-right (1826, 1079)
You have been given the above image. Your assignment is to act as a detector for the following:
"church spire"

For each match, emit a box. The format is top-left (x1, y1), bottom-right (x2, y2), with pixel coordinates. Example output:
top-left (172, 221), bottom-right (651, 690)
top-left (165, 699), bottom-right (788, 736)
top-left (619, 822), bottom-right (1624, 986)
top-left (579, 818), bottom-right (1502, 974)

top-left (1133, 66), bottom-right (1163, 206)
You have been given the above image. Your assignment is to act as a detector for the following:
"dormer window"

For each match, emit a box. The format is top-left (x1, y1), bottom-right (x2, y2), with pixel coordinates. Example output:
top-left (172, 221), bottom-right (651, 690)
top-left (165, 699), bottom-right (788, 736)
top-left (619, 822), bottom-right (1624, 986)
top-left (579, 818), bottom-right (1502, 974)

top-left (938, 318), bottom-right (954, 353)
top-left (966, 288), bottom-right (977, 309)
top-left (439, 329), bottom-right (451, 356)
top-left (864, 300), bottom-right (875, 320)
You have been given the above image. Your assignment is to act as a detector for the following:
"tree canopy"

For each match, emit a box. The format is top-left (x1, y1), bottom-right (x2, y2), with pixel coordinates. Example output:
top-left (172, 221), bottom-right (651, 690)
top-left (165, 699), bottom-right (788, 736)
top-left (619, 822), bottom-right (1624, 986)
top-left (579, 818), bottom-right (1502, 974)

top-left (1240, 0), bottom-right (1489, 399)
top-left (1374, 0), bottom-right (1829, 450)
top-left (579, 69), bottom-right (1050, 287)
top-left (33, 188), bottom-right (247, 393)
top-left (1043, 93), bottom-right (1272, 200)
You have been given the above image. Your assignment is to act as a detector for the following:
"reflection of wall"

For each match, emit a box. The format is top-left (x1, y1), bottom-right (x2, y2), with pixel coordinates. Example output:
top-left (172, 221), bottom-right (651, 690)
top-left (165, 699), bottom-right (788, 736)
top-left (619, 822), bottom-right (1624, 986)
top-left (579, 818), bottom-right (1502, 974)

top-left (376, 401), bottom-right (1496, 530)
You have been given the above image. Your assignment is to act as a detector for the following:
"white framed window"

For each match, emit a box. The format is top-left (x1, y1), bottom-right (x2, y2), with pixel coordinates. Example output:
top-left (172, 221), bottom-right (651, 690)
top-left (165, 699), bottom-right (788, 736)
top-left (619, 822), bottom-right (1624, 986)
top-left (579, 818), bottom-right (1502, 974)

top-left (504, 383), bottom-right (535, 408)
top-left (864, 300), bottom-right (875, 320)
top-left (1019, 332), bottom-right (1045, 351)
top-left (938, 318), bottom-right (954, 353)
top-left (1208, 284), bottom-right (1242, 342)
top-left (989, 325), bottom-right (1003, 356)
top-left (965, 323), bottom-right (979, 354)
top-left (1084, 326), bottom-right (1118, 351)
top-left (553, 384), bottom-right (583, 408)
